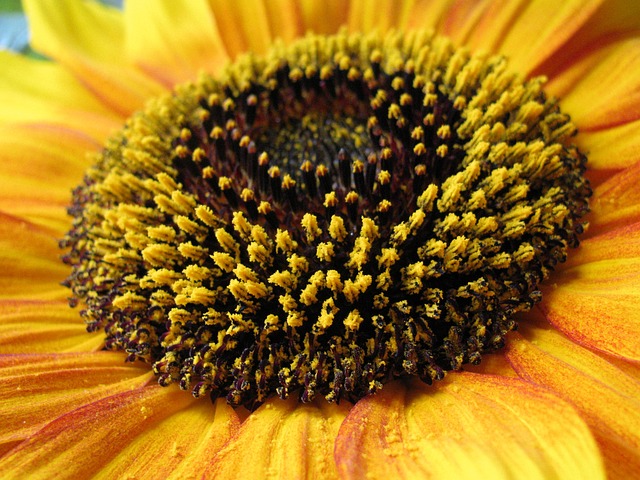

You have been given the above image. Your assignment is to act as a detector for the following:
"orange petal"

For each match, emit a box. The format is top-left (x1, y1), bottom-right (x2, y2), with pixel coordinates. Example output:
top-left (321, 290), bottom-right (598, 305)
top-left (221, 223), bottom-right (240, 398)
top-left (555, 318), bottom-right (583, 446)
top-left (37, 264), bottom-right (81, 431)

top-left (506, 319), bottom-right (640, 479)
top-left (206, 395), bottom-right (350, 479)
top-left (124, 0), bottom-right (231, 86)
top-left (607, 353), bottom-right (640, 384)
top-left (540, 222), bottom-right (640, 360)
top-left (0, 51), bottom-right (121, 140)
top-left (0, 213), bottom-right (69, 301)
top-left (460, 350), bottom-right (519, 378)
top-left (0, 299), bottom-right (102, 354)
top-left (589, 161), bottom-right (640, 234)
top-left (552, 37), bottom-right (640, 132)
top-left (92, 397), bottom-right (240, 480)
top-left (23, 0), bottom-right (166, 116)
top-left (566, 221), bottom-right (640, 266)
top-left (577, 119), bottom-right (640, 178)
top-left (435, 0), bottom-right (491, 44)
top-left (0, 352), bottom-right (150, 455)
top-left (0, 124), bottom-right (97, 232)
top-left (0, 383), bottom-right (239, 478)
top-left (336, 374), bottom-right (604, 479)
top-left (495, 0), bottom-right (604, 75)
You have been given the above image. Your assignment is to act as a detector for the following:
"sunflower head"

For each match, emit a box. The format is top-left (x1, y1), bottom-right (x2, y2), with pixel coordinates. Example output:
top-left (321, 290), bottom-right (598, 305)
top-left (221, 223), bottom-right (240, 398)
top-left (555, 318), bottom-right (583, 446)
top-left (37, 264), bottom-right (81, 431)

top-left (60, 30), bottom-right (590, 410)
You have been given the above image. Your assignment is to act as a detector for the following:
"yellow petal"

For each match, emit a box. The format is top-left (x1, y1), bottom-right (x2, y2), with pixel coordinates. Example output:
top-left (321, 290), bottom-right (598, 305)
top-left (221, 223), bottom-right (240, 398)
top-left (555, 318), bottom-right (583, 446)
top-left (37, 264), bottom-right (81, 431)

top-left (552, 38), bottom-right (640, 131)
top-left (0, 213), bottom-right (69, 301)
top-left (207, 0), bottom-right (275, 58)
top-left (540, 222), bottom-right (640, 360)
top-left (207, 395), bottom-right (350, 479)
top-left (346, 0), bottom-right (485, 42)
top-left (124, 0), bottom-right (231, 85)
top-left (298, 0), bottom-right (349, 35)
top-left (0, 52), bottom-right (121, 140)
top-left (23, 0), bottom-right (166, 116)
top-left (506, 318), bottom-right (640, 479)
top-left (262, 0), bottom-right (305, 43)
top-left (464, 0), bottom-right (530, 53)
top-left (496, 0), bottom-right (604, 75)
top-left (347, 0), bottom-right (423, 34)
top-left (24, 0), bottom-right (124, 64)
top-left (579, 119), bottom-right (640, 175)
top-left (335, 374), bottom-right (604, 480)
top-left (0, 383), bottom-right (238, 479)
top-left (590, 161), bottom-right (640, 233)
top-left (0, 299), bottom-right (102, 354)
top-left (0, 352), bottom-right (150, 456)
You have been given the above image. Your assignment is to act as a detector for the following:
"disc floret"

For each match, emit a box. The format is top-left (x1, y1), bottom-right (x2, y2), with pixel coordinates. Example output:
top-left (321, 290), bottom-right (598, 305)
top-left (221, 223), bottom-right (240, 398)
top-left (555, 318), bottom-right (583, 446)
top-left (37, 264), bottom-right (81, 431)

top-left (62, 30), bottom-right (590, 409)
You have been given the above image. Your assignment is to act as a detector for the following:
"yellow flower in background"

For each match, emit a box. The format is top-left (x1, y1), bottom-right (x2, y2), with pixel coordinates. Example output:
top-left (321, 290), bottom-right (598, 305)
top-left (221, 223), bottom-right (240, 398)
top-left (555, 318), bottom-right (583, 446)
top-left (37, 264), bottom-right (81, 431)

top-left (1, 0), bottom-right (639, 479)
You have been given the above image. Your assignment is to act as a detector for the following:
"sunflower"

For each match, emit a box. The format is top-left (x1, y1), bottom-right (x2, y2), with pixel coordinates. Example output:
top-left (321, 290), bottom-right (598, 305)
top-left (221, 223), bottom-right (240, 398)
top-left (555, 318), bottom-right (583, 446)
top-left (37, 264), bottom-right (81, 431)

top-left (1, 0), bottom-right (639, 478)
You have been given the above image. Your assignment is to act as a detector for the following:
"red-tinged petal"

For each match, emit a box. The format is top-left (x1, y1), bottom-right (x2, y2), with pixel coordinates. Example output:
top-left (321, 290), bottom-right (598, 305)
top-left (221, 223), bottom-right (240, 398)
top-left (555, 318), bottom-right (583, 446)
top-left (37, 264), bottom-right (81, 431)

top-left (23, 0), bottom-right (166, 116)
top-left (206, 395), bottom-right (350, 479)
top-left (0, 52), bottom-right (121, 140)
top-left (0, 383), bottom-right (238, 479)
top-left (542, 40), bottom-right (611, 100)
top-left (589, 161), bottom-right (640, 234)
top-left (0, 352), bottom-right (151, 455)
top-left (124, 0), bottom-right (230, 86)
top-left (506, 320), bottom-right (640, 479)
top-left (0, 213), bottom-right (69, 301)
top-left (0, 299), bottom-right (102, 354)
top-left (335, 374), bottom-right (604, 480)
top-left (551, 37), bottom-right (640, 132)
top-left (540, 223), bottom-right (640, 360)
top-left (495, 0), bottom-right (604, 75)
top-left (534, 0), bottom-right (640, 77)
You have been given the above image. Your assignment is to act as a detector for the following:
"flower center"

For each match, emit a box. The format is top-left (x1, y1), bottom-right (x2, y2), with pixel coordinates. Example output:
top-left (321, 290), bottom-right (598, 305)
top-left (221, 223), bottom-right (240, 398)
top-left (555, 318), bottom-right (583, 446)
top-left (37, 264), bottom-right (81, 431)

top-left (61, 30), bottom-right (590, 409)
